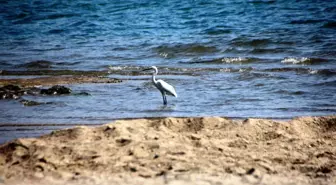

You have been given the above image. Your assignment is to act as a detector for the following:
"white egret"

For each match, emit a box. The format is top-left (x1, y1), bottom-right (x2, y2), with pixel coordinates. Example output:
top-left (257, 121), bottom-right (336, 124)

top-left (142, 66), bottom-right (177, 105)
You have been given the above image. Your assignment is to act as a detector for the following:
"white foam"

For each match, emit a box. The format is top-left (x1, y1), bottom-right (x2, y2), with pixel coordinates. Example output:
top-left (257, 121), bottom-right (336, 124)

top-left (281, 57), bottom-right (310, 64)
top-left (108, 66), bottom-right (125, 70)
top-left (220, 68), bottom-right (232, 72)
top-left (309, 69), bottom-right (318, 74)
top-left (159, 52), bottom-right (169, 58)
top-left (221, 57), bottom-right (248, 63)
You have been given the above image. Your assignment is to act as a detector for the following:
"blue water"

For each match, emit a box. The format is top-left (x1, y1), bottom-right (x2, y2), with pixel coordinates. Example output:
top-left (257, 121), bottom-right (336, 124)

top-left (0, 0), bottom-right (336, 143)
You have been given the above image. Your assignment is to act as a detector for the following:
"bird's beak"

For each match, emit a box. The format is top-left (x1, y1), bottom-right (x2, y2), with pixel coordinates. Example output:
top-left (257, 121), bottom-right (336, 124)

top-left (142, 68), bottom-right (152, 72)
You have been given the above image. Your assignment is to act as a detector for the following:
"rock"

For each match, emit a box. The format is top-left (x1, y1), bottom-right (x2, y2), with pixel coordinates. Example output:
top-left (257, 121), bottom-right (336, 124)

top-left (0, 85), bottom-right (24, 99)
top-left (2, 85), bottom-right (21, 91)
top-left (26, 87), bottom-right (42, 95)
top-left (40, 85), bottom-right (71, 95)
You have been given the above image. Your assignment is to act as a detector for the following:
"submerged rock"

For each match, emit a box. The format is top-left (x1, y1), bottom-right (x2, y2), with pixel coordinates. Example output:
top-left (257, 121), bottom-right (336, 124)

top-left (40, 85), bottom-right (71, 95)
top-left (0, 85), bottom-right (25, 99)
top-left (73, 92), bottom-right (91, 96)
top-left (1, 84), bottom-right (74, 106)
top-left (19, 98), bottom-right (53, 106)
top-left (19, 99), bottom-right (42, 106)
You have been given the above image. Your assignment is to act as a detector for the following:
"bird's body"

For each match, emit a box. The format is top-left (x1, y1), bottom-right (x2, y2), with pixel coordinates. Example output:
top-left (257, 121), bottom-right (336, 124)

top-left (143, 66), bottom-right (177, 105)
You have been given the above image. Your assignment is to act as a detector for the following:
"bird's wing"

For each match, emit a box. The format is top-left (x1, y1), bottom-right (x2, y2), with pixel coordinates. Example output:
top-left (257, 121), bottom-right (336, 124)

top-left (157, 79), bottom-right (177, 97)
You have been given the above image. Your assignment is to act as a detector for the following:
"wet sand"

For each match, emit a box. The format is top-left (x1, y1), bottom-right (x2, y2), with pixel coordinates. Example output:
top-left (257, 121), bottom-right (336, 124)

top-left (0, 116), bottom-right (335, 185)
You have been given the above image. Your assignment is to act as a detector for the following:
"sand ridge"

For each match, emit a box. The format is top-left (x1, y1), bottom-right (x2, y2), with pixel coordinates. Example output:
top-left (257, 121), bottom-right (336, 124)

top-left (0, 116), bottom-right (335, 185)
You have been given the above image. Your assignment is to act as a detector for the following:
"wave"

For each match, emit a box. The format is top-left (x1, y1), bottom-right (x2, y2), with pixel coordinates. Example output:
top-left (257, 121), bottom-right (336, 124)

top-left (275, 90), bottom-right (305, 95)
top-left (56, 61), bottom-right (82, 66)
top-left (314, 80), bottom-right (336, 86)
top-left (263, 67), bottom-right (336, 76)
top-left (108, 65), bottom-right (216, 76)
top-left (153, 44), bottom-right (218, 57)
top-left (0, 61), bottom-right (12, 66)
top-left (48, 29), bottom-right (65, 34)
top-left (221, 57), bottom-right (256, 64)
top-left (108, 65), bottom-right (141, 71)
top-left (281, 57), bottom-right (328, 65)
top-left (248, 0), bottom-right (276, 4)
top-left (17, 60), bottom-right (53, 69)
top-left (15, 60), bottom-right (83, 69)
top-left (263, 67), bottom-right (309, 73)
top-left (203, 28), bottom-right (231, 35)
top-left (107, 65), bottom-right (258, 76)
top-left (236, 71), bottom-right (281, 81)
top-left (250, 48), bottom-right (285, 54)
top-left (183, 57), bottom-right (258, 64)
top-left (230, 38), bottom-right (272, 47)
top-left (43, 13), bottom-right (78, 20)
top-left (322, 21), bottom-right (336, 28)
top-left (308, 69), bottom-right (336, 76)
top-left (290, 19), bottom-right (326, 24)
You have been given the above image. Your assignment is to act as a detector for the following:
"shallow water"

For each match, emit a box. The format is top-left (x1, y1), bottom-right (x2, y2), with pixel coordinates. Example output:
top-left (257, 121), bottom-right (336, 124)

top-left (1, 0), bottom-right (336, 143)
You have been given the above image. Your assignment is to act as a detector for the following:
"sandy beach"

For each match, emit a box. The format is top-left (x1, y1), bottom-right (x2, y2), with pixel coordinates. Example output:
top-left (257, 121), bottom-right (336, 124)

top-left (1, 116), bottom-right (335, 185)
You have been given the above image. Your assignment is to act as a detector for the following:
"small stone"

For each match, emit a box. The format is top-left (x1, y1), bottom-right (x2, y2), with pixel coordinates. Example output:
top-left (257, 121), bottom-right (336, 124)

top-left (115, 138), bottom-right (132, 146)
top-left (156, 171), bottom-right (166, 176)
top-left (130, 167), bottom-right (137, 172)
top-left (246, 168), bottom-right (255, 175)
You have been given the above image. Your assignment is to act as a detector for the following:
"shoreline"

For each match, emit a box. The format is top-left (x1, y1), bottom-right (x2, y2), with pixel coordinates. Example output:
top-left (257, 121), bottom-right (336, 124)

top-left (1, 116), bottom-right (335, 185)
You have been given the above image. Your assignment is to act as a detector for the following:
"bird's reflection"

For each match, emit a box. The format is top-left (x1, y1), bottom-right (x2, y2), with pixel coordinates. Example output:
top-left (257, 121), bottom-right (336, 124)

top-left (157, 104), bottom-right (176, 112)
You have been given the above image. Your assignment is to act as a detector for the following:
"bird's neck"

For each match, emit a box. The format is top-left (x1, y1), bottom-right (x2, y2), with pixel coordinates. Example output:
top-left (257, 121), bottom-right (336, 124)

top-left (152, 73), bottom-right (157, 83)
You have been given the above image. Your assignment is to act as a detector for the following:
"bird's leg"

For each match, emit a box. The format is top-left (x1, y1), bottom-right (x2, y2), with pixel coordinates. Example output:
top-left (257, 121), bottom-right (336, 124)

top-left (161, 92), bottom-right (167, 105)
top-left (164, 95), bottom-right (167, 105)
